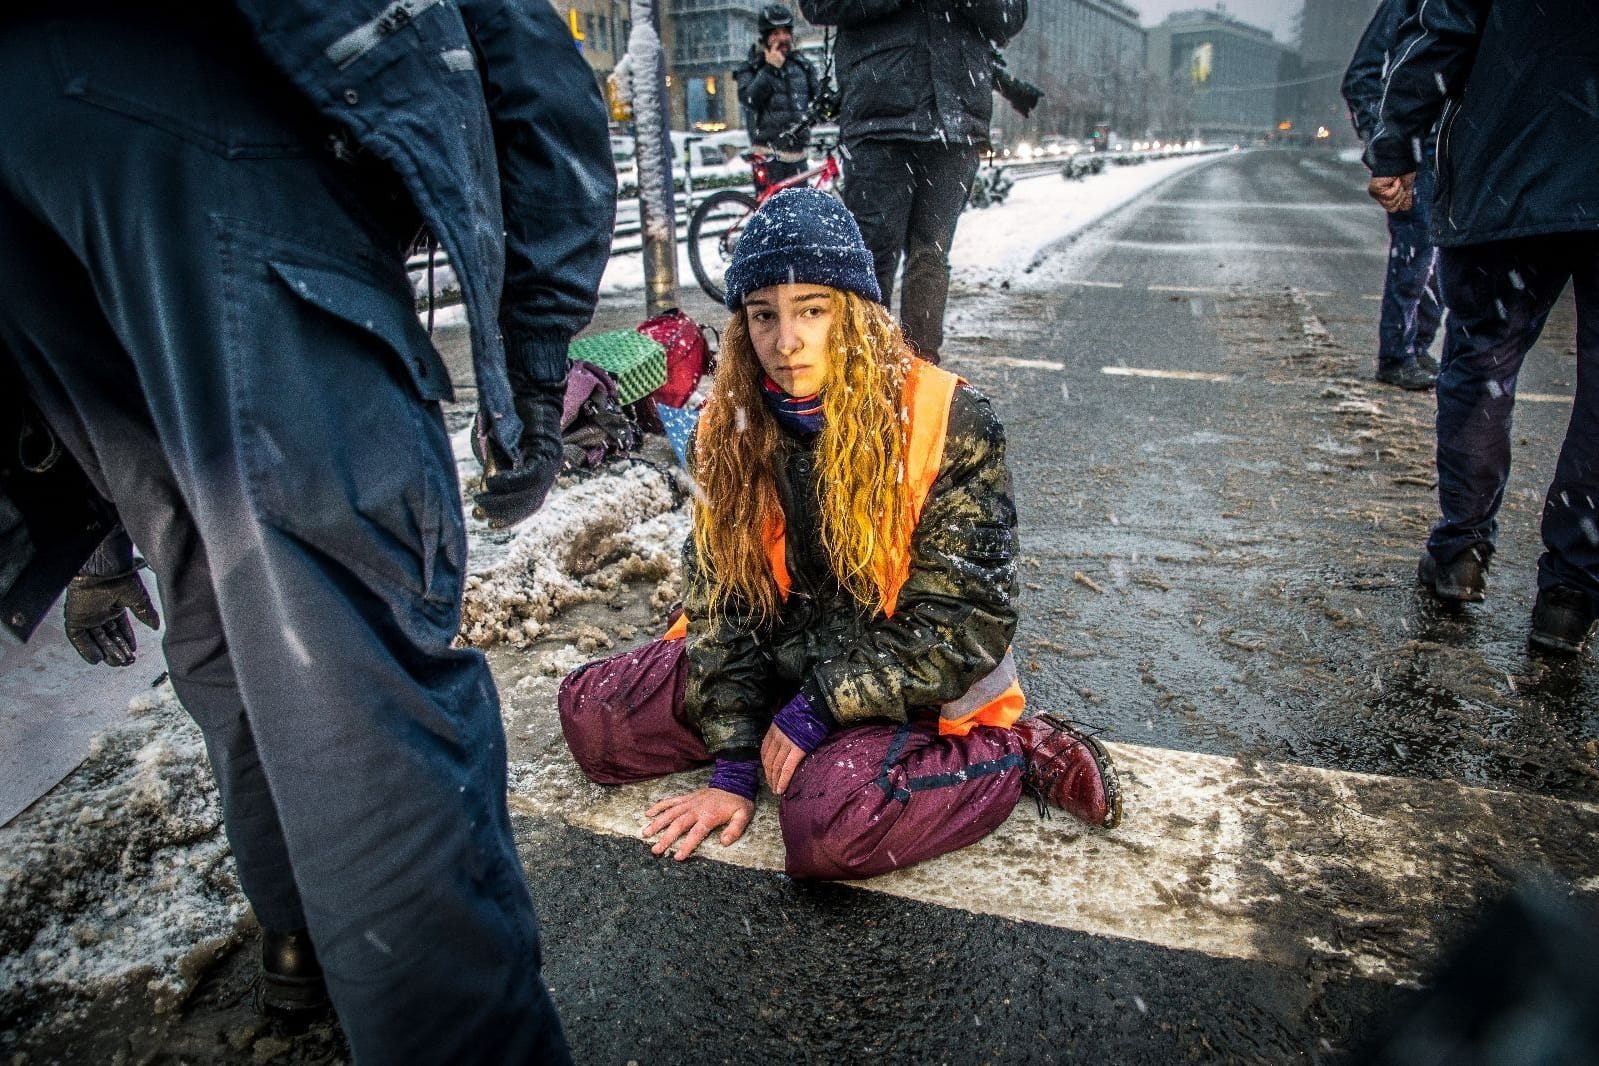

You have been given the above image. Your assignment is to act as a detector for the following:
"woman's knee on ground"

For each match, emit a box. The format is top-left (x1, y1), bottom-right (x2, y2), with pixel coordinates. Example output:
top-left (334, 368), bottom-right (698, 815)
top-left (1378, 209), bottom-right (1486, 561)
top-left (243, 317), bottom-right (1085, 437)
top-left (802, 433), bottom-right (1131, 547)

top-left (558, 637), bottom-right (709, 785)
top-left (778, 723), bottom-right (1023, 880)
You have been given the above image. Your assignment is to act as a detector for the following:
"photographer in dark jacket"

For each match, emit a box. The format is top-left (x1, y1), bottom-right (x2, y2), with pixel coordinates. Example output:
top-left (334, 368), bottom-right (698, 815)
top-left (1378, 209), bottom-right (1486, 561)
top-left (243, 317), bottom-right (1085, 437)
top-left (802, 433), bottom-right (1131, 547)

top-left (799, 0), bottom-right (1027, 362)
top-left (1342, 0), bottom-right (1441, 391)
top-left (1366, 0), bottom-right (1599, 655)
top-left (0, 0), bottom-right (613, 1059)
top-left (737, 3), bottom-right (819, 188)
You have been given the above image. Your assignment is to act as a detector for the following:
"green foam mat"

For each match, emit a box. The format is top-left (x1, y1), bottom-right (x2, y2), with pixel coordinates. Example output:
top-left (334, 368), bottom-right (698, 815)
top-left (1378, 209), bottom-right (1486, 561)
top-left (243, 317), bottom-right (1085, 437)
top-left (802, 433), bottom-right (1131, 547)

top-left (570, 329), bottom-right (667, 406)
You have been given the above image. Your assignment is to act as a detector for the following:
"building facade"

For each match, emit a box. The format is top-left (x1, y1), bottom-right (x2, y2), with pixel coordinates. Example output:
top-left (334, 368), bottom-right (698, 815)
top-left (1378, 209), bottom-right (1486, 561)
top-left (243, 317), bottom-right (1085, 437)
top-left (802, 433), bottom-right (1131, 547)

top-left (995, 0), bottom-right (1146, 145)
top-left (1146, 9), bottom-right (1297, 141)
top-left (1297, 0), bottom-right (1381, 146)
top-left (561, 0), bottom-right (629, 81)
top-left (664, 0), bottom-right (824, 131)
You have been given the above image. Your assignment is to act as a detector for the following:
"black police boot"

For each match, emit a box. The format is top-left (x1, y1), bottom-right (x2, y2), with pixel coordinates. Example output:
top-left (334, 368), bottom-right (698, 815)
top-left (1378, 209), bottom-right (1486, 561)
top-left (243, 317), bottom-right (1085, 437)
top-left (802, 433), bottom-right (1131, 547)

top-left (1376, 360), bottom-right (1437, 390)
top-left (1418, 546), bottom-right (1490, 603)
top-left (1529, 584), bottom-right (1597, 656)
top-left (255, 928), bottom-right (329, 1015)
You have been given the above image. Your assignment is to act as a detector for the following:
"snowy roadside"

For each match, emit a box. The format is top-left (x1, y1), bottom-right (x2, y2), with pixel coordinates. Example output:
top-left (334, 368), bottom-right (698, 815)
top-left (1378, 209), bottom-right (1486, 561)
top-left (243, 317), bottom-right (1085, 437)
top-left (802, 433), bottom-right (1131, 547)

top-left (948, 150), bottom-right (1233, 289)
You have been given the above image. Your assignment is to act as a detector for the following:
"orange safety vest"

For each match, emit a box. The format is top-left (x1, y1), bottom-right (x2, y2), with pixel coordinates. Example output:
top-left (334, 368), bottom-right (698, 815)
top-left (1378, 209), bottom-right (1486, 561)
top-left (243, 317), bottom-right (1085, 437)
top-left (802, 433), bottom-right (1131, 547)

top-left (665, 358), bottom-right (1025, 736)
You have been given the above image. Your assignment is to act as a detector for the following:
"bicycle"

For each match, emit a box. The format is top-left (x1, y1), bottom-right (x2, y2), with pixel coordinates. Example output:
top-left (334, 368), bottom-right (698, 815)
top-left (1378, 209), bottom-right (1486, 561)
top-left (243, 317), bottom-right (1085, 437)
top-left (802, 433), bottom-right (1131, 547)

top-left (686, 134), bottom-right (844, 305)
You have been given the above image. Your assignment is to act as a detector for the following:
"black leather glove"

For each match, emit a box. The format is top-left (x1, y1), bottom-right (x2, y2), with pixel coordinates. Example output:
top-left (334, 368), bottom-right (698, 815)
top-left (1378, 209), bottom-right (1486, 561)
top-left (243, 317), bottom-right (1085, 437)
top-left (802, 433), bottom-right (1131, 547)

top-left (64, 570), bottom-right (161, 667)
top-left (472, 373), bottom-right (568, 529)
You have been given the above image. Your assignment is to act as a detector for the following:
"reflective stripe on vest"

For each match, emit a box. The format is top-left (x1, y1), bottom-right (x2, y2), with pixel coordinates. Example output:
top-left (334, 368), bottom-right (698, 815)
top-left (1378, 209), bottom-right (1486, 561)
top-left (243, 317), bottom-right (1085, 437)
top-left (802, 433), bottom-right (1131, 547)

top-left (664, 358), bottom-right (1024, 736)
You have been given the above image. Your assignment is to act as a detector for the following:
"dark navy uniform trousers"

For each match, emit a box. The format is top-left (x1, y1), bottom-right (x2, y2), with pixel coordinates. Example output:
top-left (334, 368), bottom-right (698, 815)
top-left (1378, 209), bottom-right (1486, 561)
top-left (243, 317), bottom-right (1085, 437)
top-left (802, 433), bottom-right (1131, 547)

top-left (1429, 233), bottom-right (1599, 601)
top-left (1378, 162), bottom-right (1442, 372)
top-left (0, 13), bottom-right (567, 1063)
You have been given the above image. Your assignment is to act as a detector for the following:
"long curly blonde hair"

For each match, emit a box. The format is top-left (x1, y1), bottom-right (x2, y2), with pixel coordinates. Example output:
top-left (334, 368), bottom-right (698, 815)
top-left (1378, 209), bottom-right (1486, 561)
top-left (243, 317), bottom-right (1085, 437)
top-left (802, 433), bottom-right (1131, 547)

top-left (691, 289), bottom-right (915, 624)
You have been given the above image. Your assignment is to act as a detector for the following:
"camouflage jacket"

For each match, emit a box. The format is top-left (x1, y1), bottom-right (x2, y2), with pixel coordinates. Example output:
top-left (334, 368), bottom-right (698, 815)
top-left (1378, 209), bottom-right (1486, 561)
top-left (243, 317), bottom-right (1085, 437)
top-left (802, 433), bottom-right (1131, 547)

top-left (683, 384), bottom-right (1019, 761)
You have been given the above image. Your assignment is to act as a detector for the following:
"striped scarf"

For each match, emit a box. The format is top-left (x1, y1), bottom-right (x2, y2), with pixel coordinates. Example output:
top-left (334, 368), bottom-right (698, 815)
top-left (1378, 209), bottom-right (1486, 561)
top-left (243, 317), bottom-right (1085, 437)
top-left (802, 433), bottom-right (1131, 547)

top-left (760, 375), bottom-right (825, 438)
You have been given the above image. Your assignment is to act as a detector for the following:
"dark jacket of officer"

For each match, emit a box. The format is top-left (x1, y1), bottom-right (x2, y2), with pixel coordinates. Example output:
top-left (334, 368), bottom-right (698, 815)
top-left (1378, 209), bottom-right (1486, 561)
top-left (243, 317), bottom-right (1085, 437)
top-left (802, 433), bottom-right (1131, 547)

top-left (683, 385), bottom-right (1018, 761)
top-left (0, 0), bottom-right (615, 643)
top-left (736, 48), bottom-right (819, 153)
top-left (1341, 0), bottom-right (1431, 145)
top-left (798, 0), bottom-right (1026, 147)
top-left (1365, 0), bottom-right (1599, 246)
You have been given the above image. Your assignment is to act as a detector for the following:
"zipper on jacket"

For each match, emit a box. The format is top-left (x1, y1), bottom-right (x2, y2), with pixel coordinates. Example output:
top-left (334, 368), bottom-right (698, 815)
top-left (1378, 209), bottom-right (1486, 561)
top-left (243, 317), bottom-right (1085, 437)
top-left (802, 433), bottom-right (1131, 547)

top-left (1436, 98), bottom-right (1459, 230)
top-left (326, 0), bottom-right (444, 70)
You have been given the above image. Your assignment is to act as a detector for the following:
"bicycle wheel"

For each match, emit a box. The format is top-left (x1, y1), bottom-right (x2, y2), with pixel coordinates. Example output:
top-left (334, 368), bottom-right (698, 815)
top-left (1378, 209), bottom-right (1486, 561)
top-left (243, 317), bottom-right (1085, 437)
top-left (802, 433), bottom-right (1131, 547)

top-left (687, 189), bottom-right (760, 305)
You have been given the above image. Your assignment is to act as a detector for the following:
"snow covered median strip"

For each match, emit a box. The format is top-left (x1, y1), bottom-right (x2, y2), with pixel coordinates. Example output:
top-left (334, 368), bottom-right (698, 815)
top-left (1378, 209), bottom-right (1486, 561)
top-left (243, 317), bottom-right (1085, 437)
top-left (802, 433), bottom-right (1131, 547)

top-left (950, 151), bottom-right (1231, 288)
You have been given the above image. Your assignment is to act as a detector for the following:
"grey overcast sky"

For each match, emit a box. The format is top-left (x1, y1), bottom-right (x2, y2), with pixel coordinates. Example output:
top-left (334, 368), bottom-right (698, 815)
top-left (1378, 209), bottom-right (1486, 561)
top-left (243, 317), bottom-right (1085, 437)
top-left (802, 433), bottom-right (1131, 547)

top-left (1131, 1), bottom-right (1301, 43)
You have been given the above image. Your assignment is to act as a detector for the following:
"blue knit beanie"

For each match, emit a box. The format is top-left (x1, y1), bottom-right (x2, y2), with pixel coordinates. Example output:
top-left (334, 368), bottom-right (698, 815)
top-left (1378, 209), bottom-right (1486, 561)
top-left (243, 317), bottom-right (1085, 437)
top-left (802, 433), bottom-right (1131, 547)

top-left (723, 188), bottom-right (882, 310)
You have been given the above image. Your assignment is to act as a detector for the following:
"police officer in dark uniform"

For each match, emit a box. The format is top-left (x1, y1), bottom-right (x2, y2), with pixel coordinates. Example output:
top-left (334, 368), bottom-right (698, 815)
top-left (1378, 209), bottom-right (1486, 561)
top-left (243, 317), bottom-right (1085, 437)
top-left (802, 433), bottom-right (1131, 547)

top-left (1367, 0), bottom-right (1599, 655)
top-left (0, 1), bottom-right (614, 1059)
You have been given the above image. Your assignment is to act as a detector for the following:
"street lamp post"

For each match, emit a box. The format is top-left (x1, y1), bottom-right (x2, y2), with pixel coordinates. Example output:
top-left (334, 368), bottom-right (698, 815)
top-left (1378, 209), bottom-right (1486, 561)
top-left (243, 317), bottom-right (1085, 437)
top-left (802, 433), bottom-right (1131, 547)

top-left (628, 0), bottom-right (679, 316)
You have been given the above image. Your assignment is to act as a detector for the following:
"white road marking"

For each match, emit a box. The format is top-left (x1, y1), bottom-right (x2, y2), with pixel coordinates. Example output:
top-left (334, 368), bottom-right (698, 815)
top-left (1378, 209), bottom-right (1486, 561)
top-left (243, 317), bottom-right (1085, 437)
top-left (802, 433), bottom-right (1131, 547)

top-left (1518, 392), bottom-right (1574, 404)
top-left (959, 354), bottom-right (1067, 371)
top-left (513, 742), bottom-right (1599, 986)
top-left (1111, 240), bottom-right (1385, 257)
top-left (1147, 284), bottom-right (1234, 295)
top-left (1060, 279), bottom-right (1126, 289)
top-left (1151, 200), bottom-right (1374, 212)
top-left (1103, 367), bottom-right (1233, 382)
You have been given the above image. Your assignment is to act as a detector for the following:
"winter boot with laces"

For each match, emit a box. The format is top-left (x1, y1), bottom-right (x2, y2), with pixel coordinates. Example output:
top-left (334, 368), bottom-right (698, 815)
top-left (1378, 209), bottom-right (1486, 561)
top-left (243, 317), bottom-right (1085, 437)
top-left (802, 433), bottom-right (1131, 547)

top-left (255, 928), bottom-right (329, 1016)
top-left (1013, 714), bottom-right (1122, 829)
top-left (1418, 546), bottom-right (1490, 603)
top-left (1529, 584), bottom-right (1597, 656)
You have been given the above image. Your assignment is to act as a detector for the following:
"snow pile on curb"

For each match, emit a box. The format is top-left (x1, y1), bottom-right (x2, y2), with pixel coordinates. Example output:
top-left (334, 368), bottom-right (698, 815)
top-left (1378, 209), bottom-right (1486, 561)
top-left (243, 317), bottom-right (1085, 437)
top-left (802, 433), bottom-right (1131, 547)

top-left (0, 684), bottom-right (246, 1024)
top-left (461, 462), bottom-right (690, 647)
top-left (951, 152), bottom-right (1229, 290)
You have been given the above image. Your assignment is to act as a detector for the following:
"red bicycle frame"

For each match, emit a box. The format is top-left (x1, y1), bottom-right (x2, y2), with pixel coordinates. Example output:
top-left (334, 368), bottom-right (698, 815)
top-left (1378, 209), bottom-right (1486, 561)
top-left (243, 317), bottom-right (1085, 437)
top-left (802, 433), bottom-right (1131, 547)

top-left (751, 147), bottom-right (842, 205)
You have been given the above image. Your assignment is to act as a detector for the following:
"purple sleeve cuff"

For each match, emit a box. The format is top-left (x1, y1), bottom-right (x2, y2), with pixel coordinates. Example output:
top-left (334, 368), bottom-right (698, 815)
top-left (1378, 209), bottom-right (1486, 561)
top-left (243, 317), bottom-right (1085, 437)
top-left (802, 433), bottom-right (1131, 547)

top-left (772, 689), bottom-right (833, 754)
top-left (709, 758), bottom-right (759, 801)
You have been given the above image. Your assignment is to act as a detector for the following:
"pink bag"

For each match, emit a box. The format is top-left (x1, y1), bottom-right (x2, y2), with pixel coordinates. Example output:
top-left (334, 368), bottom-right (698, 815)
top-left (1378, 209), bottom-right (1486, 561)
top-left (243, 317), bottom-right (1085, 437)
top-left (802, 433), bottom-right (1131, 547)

top-left (558, 637), bottom-right (709, 785)
top-left (636, 308), bottom-right (716, 408)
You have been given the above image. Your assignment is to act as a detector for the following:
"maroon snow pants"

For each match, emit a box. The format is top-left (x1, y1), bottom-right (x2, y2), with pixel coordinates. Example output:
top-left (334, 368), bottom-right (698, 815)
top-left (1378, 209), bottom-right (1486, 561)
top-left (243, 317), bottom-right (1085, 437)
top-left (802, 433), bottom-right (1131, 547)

top-left (558, 638), bottom-right (1026, 879)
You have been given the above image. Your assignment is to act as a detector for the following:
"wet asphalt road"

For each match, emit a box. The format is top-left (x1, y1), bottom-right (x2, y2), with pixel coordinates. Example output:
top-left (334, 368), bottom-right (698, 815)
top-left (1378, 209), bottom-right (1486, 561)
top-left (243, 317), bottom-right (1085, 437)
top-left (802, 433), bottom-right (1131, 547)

top-left (15, 149), bottom-right (1595, 1065)
top-left (513, 149), bottom-right (1598, 1064)
top-left (977, 149), bottom-right (1598, 792)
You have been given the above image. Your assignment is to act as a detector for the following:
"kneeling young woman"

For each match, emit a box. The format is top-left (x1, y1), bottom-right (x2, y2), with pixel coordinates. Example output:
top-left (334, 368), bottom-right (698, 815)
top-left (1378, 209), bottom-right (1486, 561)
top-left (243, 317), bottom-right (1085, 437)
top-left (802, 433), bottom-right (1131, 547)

top-left (560, 188), bottom-right (1120, 879)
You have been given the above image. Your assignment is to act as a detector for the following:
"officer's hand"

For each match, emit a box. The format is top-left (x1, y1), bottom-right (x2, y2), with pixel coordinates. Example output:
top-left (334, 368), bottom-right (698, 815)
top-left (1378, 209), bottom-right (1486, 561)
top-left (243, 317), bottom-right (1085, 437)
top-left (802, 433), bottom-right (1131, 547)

top-left (764, 42), bottom-right (787, 67)
top-left (64, 571), bottom-right (160, 667)
top-left (1368, 173), bottom-right (1414, 213)
top-left (472, 374), bottom-right (568, 529)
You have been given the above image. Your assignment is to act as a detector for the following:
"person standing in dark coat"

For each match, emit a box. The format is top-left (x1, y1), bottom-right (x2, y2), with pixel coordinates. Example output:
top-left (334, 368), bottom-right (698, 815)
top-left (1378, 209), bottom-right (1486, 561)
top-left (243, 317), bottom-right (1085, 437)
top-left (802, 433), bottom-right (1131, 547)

top-left (1366, 0), bottom-right (1599, 654)
top-left (736, 3), bottom-right (819, 189)
top-left (1341, 0), bottom-right (1442, 391)
top-left (799, 0), bottom-right (1026, 362)
top-left (0, 0), bottom-right (614, 1059)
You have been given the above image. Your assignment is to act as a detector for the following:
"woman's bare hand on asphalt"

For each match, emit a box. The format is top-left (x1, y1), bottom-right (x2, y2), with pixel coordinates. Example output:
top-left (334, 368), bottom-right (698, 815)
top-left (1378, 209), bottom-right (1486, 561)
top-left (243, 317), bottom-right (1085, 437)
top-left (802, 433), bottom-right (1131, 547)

top-left (643, 788), bottom-right (754, 861)
top-left (760, 723), bottom-right (808, 795)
